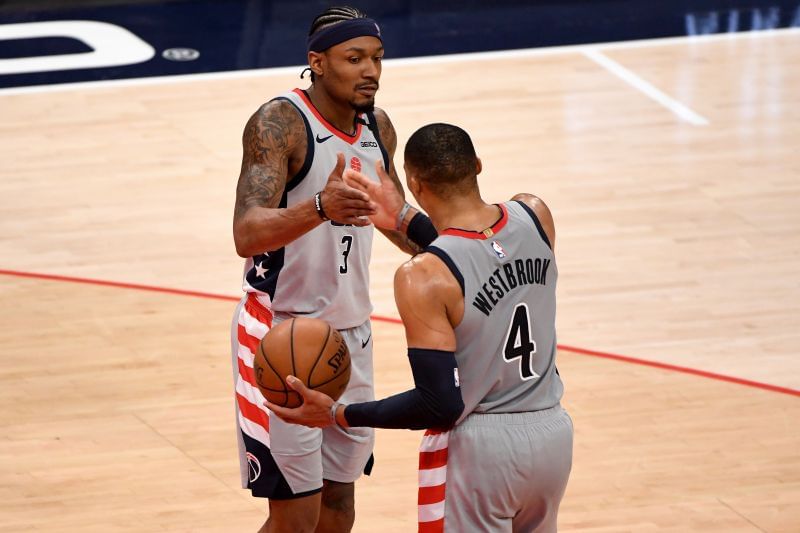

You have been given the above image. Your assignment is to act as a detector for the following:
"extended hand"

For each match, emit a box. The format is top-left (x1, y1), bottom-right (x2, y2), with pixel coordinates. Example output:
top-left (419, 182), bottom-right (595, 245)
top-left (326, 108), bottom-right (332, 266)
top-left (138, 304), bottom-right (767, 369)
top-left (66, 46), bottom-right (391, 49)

top-left (343, 160), bottom-right (405, 231)
top-left (320, 153), bottom-right (377, 226)
top-left (265, 376), bottom-right (336, 428)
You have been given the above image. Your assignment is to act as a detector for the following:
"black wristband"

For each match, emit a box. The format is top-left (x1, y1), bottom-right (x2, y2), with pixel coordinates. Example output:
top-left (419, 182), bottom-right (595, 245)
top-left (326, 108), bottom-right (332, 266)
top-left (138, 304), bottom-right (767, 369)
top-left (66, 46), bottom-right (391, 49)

top-left (314, 191), bottom-right (329, 221)
top-left (407, 212), bottom-right (438, 248)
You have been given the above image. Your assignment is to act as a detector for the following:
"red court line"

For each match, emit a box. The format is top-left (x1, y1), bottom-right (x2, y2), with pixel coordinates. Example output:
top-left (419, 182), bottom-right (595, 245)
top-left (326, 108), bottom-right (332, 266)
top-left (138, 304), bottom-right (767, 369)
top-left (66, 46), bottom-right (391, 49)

top-left (371, 314), bottom-right (402, 325)
top-left (0, 268), bottom-right (238, 302)
top-left (557, 344), bottom-right (800, 397)
top-left (2, 268), bottom-right (798, 398)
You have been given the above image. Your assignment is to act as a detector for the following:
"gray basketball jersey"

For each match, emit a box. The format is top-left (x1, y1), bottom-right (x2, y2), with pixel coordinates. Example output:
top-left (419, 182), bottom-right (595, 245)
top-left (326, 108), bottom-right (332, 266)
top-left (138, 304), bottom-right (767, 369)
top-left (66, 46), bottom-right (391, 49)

top-left (241, 89), bottom-right (388, 329)
top-left (427, 201), bottom-right (564, 422)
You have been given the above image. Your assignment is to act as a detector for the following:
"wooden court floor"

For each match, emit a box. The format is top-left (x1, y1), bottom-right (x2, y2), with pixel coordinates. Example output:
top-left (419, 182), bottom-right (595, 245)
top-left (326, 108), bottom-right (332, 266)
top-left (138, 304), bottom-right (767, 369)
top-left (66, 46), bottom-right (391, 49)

top-left (1, 30), bottom-right (799, 531)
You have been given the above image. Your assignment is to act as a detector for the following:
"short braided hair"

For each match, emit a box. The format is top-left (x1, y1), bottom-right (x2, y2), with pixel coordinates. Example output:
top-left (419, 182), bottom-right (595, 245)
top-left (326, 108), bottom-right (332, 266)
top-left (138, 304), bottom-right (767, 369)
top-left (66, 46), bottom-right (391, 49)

top-left (309, 6), bottom-right (368, 35)
top-left (305, 6), bottom-right (369, 82)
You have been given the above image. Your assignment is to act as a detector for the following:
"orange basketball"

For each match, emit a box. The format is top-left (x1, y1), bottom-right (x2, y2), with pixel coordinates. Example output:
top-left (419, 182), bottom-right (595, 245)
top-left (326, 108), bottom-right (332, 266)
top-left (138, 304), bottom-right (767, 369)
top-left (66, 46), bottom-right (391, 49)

top-left (253, 317), bottom-right (351, 408)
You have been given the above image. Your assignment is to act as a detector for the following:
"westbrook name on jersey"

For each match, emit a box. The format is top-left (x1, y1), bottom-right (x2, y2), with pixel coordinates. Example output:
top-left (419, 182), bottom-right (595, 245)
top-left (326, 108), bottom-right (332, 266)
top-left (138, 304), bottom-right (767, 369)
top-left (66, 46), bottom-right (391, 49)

top-left (427, 200), bottom-right (564, 420)
top-left (471, 256), bottom-right (552, 317)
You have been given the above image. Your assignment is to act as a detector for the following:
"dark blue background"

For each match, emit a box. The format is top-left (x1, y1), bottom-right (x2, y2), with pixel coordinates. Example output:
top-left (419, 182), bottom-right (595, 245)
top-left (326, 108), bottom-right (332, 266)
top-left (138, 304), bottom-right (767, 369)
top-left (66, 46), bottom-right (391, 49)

top-left (1, 0), bottom-right (799, 88)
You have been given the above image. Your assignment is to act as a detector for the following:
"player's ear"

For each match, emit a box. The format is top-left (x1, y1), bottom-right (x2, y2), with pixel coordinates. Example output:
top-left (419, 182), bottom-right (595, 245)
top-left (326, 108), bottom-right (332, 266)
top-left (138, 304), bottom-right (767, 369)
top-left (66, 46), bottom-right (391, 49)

top-left (308, 51), bottom-right (324, 77)
top-left (407, 173), bottom-right (422, 198)
top-left (475, 157), bottom-right (482, 175)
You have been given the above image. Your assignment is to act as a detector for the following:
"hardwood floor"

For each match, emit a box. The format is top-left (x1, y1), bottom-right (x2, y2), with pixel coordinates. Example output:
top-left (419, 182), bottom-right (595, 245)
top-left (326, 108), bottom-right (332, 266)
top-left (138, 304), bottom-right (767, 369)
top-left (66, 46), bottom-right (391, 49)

top-left (1, 30), bottom-right (798, 531)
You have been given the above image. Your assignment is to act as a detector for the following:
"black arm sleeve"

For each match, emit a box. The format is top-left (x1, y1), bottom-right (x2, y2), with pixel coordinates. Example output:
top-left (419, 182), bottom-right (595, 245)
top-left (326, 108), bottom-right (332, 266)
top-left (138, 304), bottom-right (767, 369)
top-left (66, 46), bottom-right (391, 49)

top-left (407, 212), bottom-right (438, 249)
top-left (344, 348), bottom-right (464, 430)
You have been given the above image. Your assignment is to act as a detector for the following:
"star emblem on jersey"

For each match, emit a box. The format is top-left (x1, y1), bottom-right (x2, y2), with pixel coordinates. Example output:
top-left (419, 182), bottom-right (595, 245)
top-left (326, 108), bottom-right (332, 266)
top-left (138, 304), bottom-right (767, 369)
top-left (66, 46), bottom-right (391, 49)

top-left (491, 240), bottom-right (507, 259)
top-left (254, 261), bottom-right (267, 278)
top-left (316, 133), bottom-right (333, 143)
top-left (350, 156), bottom-right (362, 172)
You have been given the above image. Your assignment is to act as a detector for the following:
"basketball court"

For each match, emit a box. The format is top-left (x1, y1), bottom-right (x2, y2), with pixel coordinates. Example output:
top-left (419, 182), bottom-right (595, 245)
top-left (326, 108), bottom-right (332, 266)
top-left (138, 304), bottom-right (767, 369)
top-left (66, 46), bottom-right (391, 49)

top-left (1, 2), bottom-right (799, 531)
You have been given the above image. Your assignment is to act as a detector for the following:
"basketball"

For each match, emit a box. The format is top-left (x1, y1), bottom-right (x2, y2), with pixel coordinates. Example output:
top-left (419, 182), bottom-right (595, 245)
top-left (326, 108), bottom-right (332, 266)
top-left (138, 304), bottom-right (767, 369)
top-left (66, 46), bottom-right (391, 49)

top-left (253, 317), bottom-right (351, 408)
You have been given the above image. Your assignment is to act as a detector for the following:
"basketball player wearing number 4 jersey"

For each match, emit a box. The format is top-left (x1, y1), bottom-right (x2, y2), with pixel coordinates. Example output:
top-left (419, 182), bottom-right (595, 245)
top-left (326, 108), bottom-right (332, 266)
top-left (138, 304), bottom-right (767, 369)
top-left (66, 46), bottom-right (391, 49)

top-left (269, 123), bottom-right (574, 532)
top-left (231, 6), bottom-right (423, 533)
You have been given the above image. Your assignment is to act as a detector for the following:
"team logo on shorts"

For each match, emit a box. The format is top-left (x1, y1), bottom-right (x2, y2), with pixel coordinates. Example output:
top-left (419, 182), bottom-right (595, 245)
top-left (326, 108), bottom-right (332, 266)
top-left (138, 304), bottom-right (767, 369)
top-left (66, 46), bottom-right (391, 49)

top-left (246, 452), bottom-right (261, 482)
top-left (350, 156), bottom-right (362, 172)
top-left (491, 240), bottom-right (507, 258)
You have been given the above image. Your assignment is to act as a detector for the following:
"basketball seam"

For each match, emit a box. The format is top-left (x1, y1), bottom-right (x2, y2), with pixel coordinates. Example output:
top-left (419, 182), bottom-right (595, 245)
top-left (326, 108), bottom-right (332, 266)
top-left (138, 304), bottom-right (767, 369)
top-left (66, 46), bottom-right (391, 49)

top-left (257, 340), bottom-right (290, 405)
top-left (289, 318), bottom-right (297, 380)
top-left (256, 384), bottom-right (294, 393)
top-left (307, 325), bottom-right (333, 388)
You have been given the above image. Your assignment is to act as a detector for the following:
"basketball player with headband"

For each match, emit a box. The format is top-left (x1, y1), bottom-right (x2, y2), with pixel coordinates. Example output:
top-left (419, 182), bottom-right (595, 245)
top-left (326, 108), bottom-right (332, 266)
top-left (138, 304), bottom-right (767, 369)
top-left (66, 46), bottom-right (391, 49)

top-left (230, 6), bottom-right (431, 532)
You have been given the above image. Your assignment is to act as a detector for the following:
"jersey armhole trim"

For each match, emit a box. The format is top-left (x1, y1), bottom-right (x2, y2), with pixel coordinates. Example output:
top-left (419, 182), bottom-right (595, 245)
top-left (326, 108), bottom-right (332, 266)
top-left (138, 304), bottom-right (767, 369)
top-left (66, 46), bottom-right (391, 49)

top-left (365, 111), bottom-right (391, 171)
top-left (271, 96), bottom-right (314, 192)
top-left (513, 200), bottom-right (552, 250)
top-left (425, 245), bottom-right (465, 297)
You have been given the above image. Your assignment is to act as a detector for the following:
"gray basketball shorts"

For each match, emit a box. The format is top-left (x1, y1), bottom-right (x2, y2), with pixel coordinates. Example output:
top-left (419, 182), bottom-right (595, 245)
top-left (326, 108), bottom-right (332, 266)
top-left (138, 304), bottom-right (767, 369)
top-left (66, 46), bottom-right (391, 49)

top-left (418, 405), bottom-right (573, 532)
top-left (231, 295), bottom-right (375, 499)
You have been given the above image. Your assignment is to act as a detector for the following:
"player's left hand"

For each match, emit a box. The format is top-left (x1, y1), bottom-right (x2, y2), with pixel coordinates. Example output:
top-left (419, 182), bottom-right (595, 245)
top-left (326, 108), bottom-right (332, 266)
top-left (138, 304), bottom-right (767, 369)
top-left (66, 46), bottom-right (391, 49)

top-left (264, 376), bottom-right (336, 428)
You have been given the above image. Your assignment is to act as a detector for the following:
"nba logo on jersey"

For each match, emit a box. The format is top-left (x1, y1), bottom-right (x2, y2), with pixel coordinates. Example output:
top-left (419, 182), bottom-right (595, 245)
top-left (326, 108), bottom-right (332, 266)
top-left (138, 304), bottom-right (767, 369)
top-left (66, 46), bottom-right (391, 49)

top-left (491, 240), bottom-right (507, 258)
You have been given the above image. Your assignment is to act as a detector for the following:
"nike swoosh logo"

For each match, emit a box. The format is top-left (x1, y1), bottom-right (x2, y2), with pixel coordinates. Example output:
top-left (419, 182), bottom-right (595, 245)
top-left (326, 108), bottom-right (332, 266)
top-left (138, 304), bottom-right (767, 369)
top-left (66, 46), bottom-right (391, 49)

top-left (316, 133), bottom-right (333, 143)
top-left (361, 334), bottom-right (371, 349)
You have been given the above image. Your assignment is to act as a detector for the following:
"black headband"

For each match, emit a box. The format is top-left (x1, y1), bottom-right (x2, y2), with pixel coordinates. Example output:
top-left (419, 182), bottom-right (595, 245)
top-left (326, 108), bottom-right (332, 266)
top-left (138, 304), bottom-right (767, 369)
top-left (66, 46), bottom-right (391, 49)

top-left (307, 18), bottom-right (382, 53)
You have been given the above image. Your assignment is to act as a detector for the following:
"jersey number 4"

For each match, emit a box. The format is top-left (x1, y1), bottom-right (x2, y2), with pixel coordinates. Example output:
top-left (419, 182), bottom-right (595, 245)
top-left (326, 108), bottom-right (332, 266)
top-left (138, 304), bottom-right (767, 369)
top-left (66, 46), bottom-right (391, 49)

top-left (503, 303), bottom-right (540, 380)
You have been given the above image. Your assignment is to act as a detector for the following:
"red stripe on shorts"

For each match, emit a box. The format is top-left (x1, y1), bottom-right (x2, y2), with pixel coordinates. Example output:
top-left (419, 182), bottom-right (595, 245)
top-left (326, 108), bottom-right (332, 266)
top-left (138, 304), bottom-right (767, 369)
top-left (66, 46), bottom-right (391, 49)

top-left (236, 392), bottom-right (269, 430)
top-left (237, 324), bottom-right (261, 354)
top-left (418, 430), bottom-right (450, 533)
top-left (419, 448), bottom-right (448, 470)
top-left (418, 483), bottom-right (447, 505)
top-left (238, 356), bottom-right (257, 387)
top-left (418, 518), bottom-right (445, 533)
top-left (245, 293), bottom-right (274, 326)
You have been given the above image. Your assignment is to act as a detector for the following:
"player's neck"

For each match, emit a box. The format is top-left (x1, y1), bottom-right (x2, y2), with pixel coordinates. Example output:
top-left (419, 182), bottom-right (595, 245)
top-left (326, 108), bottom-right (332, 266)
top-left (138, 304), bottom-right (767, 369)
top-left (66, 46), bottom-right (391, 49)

top-left (428, 194), bottom-right (498, 233)
top-left (306, 85), bottom-right (357, 135)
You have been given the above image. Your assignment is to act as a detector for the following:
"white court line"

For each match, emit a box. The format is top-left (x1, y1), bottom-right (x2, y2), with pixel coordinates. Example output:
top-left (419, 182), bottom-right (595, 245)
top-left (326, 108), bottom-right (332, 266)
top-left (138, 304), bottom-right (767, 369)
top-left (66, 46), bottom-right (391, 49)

top-left (0, 26), bottom-right (798, 96)
top-left (581, 48), bottom-right (710, 126)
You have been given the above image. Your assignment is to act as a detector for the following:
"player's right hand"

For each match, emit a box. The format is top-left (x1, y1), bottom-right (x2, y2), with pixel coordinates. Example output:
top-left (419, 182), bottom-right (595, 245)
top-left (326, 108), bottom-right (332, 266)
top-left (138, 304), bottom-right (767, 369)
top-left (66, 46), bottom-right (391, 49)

top-left (320, 153), bottom-right (377, 226)
top-left (343, 160), bottom-right (405, 231)
top-left (265, 376), bottom-right (335, 429)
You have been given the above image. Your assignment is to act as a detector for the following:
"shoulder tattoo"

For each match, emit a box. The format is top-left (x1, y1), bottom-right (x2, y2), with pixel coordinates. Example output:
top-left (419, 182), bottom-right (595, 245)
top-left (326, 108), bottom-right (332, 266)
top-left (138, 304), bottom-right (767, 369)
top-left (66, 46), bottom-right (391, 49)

top-left (235, 101), bottom-right (305, 217)
top-left (373, 108), bottom-right (397, 155)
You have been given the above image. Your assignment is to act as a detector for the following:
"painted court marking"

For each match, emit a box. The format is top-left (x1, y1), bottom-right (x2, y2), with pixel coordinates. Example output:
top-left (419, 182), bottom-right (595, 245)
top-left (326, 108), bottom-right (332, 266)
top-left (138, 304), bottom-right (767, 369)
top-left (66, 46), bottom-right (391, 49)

top-left (581, 48), bottom-right (710, 126)
top-left (1, 268), bottom-right (797, 398)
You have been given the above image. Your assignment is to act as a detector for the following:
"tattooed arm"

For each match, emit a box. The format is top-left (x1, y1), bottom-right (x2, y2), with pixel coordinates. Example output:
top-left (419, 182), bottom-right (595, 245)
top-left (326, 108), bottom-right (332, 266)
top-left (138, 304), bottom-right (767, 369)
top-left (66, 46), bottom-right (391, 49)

top-left (372, 108), bottom-right (424, 255)
top-left (233, 100), bottom-right (374, 257)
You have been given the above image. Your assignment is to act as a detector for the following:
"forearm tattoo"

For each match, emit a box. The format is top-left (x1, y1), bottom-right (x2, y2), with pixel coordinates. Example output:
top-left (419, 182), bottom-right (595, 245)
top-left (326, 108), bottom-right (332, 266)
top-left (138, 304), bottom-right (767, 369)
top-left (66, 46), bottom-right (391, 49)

top-left (382, 229), bottom-right (424, 255)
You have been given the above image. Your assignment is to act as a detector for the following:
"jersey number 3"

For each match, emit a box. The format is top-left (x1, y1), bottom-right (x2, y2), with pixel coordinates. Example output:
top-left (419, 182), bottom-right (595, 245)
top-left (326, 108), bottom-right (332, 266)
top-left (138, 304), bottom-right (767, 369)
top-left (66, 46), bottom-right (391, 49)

top-left (339, 235), bottom-right (353, 274)
top-left (503, 303), bottom-right (540, 380)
